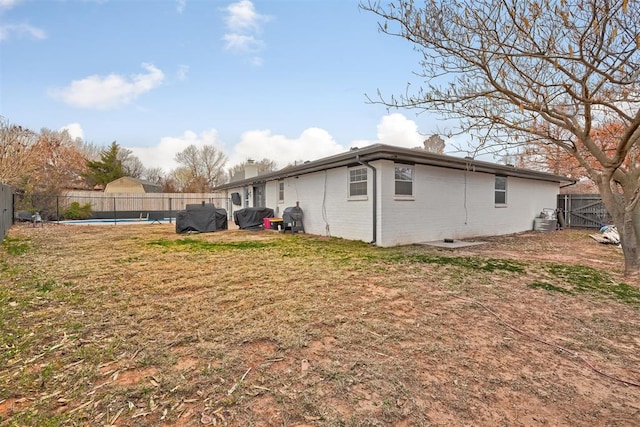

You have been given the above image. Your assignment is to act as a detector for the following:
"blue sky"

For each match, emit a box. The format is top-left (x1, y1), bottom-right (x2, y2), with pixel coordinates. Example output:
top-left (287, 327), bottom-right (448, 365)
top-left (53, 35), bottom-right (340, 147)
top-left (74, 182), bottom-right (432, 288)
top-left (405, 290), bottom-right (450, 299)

top-left (1, 0), bottom-right (460, 172)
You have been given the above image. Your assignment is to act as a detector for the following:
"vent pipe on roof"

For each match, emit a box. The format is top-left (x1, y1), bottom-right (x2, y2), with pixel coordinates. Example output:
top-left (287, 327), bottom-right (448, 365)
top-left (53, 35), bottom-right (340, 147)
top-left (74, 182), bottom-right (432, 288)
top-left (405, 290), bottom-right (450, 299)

top-left (356, 155), bottom-right (377, 245)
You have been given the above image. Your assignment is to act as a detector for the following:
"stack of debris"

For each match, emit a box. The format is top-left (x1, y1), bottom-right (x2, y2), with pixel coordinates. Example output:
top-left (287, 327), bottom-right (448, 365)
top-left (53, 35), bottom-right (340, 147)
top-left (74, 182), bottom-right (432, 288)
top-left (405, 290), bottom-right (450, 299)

top-left (589, 225), bottom-right (621, 247)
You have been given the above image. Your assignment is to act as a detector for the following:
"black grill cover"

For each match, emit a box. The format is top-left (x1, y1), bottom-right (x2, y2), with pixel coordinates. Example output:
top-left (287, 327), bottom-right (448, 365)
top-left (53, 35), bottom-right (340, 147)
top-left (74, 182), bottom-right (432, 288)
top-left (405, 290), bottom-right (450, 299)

top-left (233, 207), bottom-right (274, 230)
top-left (283, 206), bottom-right (303, 223)
top-left (283, 205), bottom-right (304, 233)
top-left (176, 204), bottom-right (227, 233)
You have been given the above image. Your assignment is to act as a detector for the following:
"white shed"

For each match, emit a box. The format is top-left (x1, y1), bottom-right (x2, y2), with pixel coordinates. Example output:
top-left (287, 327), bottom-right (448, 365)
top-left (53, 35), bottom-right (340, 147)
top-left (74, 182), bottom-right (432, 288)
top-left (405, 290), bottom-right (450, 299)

top-left (214, 144), bottom-right (572, 246)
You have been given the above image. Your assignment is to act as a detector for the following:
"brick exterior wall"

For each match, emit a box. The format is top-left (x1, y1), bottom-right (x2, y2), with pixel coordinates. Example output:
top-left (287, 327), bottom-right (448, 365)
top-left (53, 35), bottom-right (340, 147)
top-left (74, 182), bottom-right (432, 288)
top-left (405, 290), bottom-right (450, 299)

top-left (223, 159), bottom-right (559, 246)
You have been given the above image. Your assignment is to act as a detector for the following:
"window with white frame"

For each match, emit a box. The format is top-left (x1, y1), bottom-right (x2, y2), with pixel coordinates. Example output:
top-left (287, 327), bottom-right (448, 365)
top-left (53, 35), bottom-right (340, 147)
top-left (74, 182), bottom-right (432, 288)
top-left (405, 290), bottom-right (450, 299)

top-left (278, 180), bottom-right (284, 203)
top-left (349, 167), bottom-right (367, 197)
top-left (495, 176), bottom-right (507, 205)
top-left (395, 165), bottom-right (413, 196)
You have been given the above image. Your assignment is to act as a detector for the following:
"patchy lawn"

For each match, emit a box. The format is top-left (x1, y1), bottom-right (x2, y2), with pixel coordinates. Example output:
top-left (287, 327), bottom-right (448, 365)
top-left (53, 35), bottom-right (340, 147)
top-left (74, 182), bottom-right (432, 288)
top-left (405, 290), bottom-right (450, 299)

top-left (1, 224), bottom-right (639, 426)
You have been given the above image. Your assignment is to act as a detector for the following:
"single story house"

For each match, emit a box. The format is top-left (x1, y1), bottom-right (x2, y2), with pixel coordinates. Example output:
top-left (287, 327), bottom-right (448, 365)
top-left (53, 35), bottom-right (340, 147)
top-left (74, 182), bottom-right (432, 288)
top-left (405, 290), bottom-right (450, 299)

top-left (214, 144), bottom-right (572, 247)
top-left (104, 176), bottom-right (162, 194)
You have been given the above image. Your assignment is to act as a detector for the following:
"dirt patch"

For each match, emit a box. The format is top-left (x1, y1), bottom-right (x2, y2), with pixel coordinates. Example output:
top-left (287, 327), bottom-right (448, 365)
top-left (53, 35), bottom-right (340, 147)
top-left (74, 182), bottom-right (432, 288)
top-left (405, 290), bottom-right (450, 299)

top-left (111, 367), bottom-right (159, 387)
top-left (1, 224), bottom-right (638, 426)
top-left (466, 230), bottom-right (625, 273)
top-left (0, 398), bottom-right (30, 418)
top-left (174, 356), bottom-right (198, 371)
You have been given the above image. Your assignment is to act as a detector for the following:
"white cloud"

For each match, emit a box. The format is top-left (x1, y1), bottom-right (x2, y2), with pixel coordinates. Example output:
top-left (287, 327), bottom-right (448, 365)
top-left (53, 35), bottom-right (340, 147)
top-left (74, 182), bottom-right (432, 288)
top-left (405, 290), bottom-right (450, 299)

top-left (0, 0), bottom-right (23, 10)
top-left (126, 129), bottom-right (223, 172)
top-left (49, 63), bottom-right (165, 110)
top-left (60, 123), bottom-right (84, 141)
top-left (375, 113), bottom-right (425, 147)
top-left (230, 127), bottom-right (344, 167)
top-left (349, 113), bottom-right (425, 149)
top-left (176, 0), bottom-right (186, 13)
top-left (224, 0), bottom-right (268, 32)
top-left (222, 33), bottom-right (263, 52)
top-left (222, 1), bottom-right (270, 56)
top-left (128, 113), bottom-right (431, 174)
top-left (0, 23), bottom-right (46, 41)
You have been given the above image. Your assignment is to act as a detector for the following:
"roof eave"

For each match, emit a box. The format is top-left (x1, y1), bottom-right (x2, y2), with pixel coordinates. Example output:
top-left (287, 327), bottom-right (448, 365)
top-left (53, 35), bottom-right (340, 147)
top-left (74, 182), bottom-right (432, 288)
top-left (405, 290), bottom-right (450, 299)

top-left (213, 144), bottom-right (572, 190)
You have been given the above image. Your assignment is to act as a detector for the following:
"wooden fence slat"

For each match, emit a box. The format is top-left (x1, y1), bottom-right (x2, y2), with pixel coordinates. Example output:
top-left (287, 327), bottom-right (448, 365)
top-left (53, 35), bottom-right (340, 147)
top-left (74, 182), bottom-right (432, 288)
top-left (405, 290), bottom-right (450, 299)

top-left (558, 193), bottom-right (611, 228)
top-left (61, 191), bottom-right (229, 214)
top-left (13, 191), bottom-right (231, 220)
top-left (0, 183), bottom-right (13, 240)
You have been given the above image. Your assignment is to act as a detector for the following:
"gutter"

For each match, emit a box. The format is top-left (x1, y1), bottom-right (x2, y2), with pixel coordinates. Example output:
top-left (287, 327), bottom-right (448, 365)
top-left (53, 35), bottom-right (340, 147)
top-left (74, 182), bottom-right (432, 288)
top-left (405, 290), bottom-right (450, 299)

top-left (560, 180), bottom-right (578, 188)
top-left (215, 144), bottom-right (569, 192)
top-left (356, 155), bottom-right (377, 245)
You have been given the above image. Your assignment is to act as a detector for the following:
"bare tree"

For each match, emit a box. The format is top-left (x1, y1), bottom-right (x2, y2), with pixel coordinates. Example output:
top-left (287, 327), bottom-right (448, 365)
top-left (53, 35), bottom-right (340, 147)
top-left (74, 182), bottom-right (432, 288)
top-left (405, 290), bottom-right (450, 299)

top-left (0, 120), bottom-right (87, 194)
top-left (0, 118), bottom-right (38, 186)
top-left (174, 144), bottom-right (227, 191)
top-left (118, 147), bottom-right (145, 178)
top-left (419, 134), bottom-right (446, 154)
top-left (142, 167), bottom-right (165, 184)
top-left (169, 167), bottom-right (194, 192)
top-left (76, 140), bottom-right (102, 162)
top-left (32, 128), bottom-right (88, 193)
top-left (159, 175), bottom-right (179, 193)
top-left (0, 126), bottom-right (89, 216)
top-left (361, 0), bottom-right (640, 276)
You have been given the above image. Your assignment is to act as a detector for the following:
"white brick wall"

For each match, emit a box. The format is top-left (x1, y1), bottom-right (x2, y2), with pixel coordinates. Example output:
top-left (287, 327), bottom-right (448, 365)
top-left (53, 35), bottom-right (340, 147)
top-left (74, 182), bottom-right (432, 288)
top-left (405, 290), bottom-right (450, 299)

top-left (377, 160), bottom-right (558, 246)
top-left (224, 160), bottom-right (559, 246)
top-left (278, 169), bottom-right (373, 241)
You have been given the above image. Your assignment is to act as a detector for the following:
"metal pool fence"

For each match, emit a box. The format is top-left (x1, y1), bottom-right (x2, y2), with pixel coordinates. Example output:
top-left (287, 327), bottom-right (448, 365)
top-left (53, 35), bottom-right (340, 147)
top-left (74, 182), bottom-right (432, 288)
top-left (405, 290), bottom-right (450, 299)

top-left (13, 192), bottom-right (231, 223)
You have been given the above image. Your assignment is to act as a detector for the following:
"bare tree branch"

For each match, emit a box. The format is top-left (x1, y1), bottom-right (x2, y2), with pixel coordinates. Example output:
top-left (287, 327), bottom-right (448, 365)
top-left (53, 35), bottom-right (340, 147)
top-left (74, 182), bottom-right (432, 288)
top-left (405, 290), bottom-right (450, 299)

top-left (361, 0), bottom-right (640, 275)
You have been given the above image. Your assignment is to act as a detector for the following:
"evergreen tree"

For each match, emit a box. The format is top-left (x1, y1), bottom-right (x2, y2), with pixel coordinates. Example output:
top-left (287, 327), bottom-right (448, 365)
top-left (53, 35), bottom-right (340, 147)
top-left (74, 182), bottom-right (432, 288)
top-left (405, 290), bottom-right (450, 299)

top-left (84, 141), bottom-right (125, 187)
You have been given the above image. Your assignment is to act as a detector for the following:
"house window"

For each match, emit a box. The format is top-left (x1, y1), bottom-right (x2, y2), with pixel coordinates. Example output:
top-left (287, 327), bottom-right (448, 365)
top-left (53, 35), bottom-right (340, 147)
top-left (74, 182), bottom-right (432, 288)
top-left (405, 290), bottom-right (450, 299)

top-left (495, 176), bottom-right (507, 205)
top-left (349, 167), bottom-right (368, 197)
top-left (395, 165), bottom-right (413, 196)
top-left (278, 180), bottom-right (284, 203)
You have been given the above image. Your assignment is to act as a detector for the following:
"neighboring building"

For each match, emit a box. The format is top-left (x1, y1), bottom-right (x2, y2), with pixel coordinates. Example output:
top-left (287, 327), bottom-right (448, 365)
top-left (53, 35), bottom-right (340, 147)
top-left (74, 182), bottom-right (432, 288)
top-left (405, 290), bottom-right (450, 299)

top-left (104, 177), bottom-right (162, 194)
top-left (214, 144), bottom-right (572, 247)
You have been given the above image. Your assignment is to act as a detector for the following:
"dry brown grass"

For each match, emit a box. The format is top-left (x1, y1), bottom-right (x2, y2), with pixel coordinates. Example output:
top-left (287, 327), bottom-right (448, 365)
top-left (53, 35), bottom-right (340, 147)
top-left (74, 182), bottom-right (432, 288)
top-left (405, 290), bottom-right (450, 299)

top-left (1, 223), bottom-right (639, 426)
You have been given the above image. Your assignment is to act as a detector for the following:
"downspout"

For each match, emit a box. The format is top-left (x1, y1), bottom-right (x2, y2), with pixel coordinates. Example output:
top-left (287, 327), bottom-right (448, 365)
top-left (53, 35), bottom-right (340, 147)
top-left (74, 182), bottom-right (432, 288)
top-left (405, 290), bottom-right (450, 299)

top-left (356, 155), bottom-right (377, 245)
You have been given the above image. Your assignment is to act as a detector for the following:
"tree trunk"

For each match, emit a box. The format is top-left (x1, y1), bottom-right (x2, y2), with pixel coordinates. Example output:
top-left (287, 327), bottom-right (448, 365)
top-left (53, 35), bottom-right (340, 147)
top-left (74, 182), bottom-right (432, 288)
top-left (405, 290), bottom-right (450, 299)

top-left (619, 214), bottom-right (640, 276)
top-left (596, 179), bottom-right (640, 277)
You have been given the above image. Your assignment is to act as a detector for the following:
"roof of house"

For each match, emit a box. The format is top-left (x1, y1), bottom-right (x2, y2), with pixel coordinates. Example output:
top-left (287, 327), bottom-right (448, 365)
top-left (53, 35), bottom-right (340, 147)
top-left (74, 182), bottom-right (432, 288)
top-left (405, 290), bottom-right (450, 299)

top-left (213, 143), bottom-right (573, 191)
top-left (105, 176), bottom-right (162, 193)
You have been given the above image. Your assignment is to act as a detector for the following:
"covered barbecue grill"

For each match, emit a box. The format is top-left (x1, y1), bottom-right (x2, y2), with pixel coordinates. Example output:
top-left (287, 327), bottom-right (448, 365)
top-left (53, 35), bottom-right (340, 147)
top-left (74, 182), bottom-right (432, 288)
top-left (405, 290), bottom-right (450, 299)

top-left (233, 207), bottom-right (275, 230)
top-left (176, 203), bottom-right (227, 233)
top-left (283, 204), bottom-right (304, 234)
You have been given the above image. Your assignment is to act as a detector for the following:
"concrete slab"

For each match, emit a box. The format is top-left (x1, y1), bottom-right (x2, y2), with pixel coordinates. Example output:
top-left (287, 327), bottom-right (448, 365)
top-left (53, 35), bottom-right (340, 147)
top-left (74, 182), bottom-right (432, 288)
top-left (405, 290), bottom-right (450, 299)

top-left (419, 240), bottom-right (488, 249)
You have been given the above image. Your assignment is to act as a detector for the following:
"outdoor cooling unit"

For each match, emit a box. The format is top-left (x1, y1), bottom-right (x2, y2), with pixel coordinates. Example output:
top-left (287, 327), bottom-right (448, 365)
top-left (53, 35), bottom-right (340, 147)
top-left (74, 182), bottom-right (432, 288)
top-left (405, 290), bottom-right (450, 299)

top-left (283, 204), bottom-right (304, 234)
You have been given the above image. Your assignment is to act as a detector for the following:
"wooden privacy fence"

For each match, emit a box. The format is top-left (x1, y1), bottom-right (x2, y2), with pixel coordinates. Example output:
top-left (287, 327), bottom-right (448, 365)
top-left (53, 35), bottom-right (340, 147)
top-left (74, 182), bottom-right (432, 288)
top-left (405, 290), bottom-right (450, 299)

top-left (63, 191), bottom-right (230, 214)
top-left (557, 194), bottom-right (612, 228)
top-left (0, 183), bottom-right (13, 240)
top-left (14, 191), bottom-right (231, 220)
